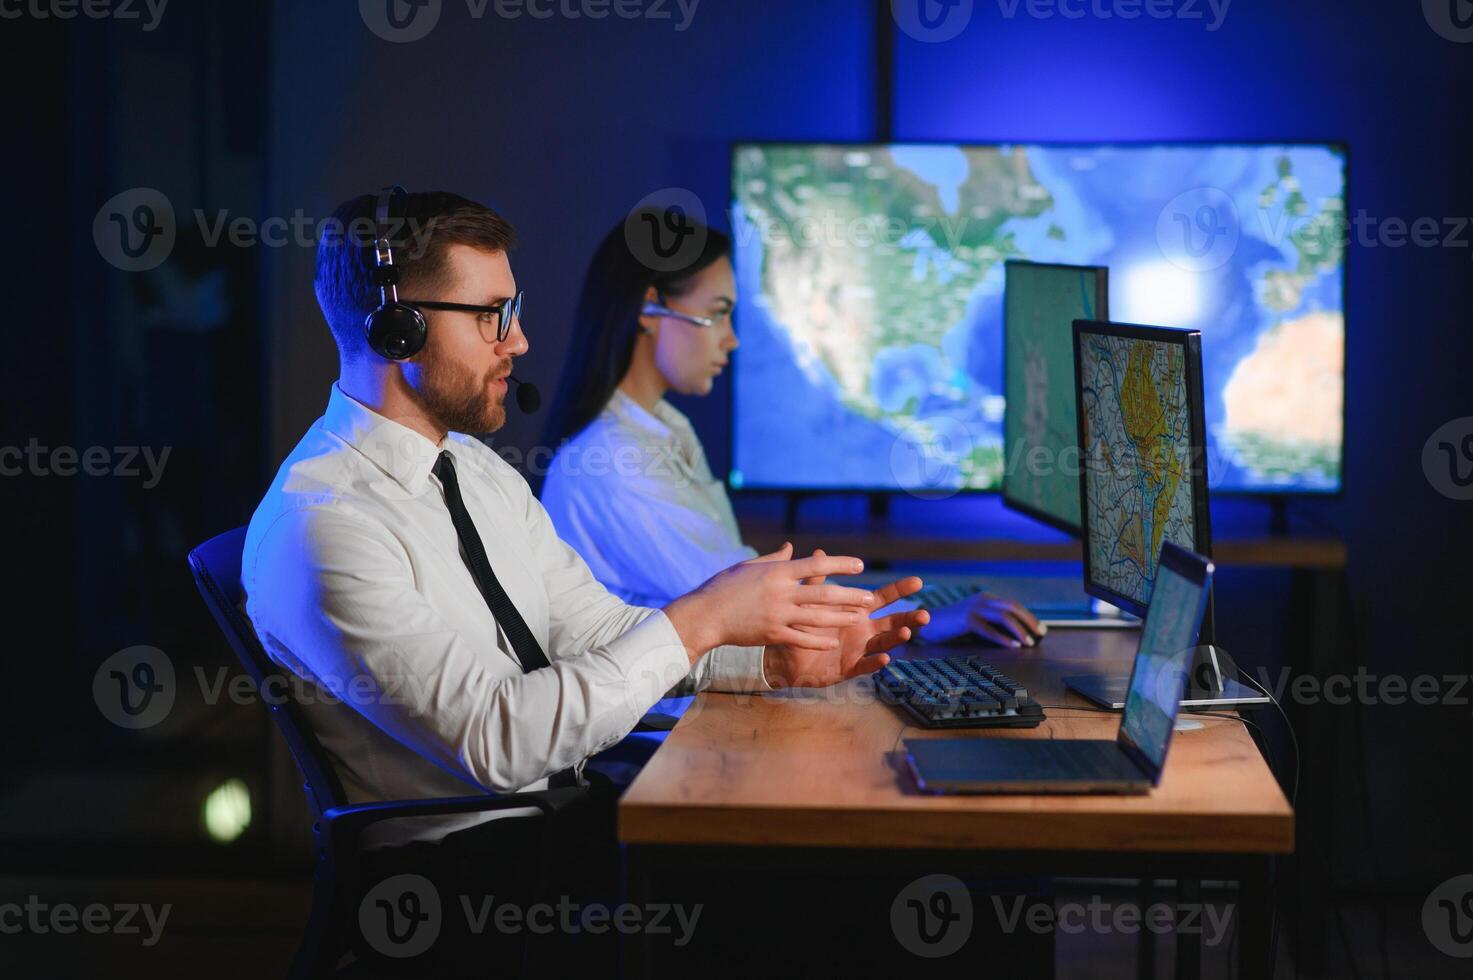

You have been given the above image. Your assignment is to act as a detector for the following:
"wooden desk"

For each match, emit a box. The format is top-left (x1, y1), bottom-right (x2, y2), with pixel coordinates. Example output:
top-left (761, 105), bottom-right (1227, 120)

top-left (620, 630), bottom-right (1292, 977)
top-left (747, 520), bottom-right (1342, 975)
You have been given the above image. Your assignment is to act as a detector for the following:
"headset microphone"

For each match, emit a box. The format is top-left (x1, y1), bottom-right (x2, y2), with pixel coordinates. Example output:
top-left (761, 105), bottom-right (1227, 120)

top-left (508, 375), bottom-right (541, 413)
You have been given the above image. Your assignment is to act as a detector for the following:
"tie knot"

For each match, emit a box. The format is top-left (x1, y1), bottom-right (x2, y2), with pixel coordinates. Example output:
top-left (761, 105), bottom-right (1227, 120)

top-left (433, 450), bottom-right (456, 482)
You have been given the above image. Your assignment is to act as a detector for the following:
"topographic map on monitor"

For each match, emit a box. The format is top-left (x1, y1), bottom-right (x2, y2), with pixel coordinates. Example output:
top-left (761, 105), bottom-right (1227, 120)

top-left (1077, 332), bottom-right (1197, 607)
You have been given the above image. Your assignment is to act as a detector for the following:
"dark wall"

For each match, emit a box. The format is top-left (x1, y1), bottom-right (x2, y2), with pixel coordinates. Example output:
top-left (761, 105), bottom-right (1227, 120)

top-left (256, 0), bottom-right (1473, 891)
top-left (263, 0), bottom-right (877, 468)
top-left (4, 5), bottom-right (276, 865)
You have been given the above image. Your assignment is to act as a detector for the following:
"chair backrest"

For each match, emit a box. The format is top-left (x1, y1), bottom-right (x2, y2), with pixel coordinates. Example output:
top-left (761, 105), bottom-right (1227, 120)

top-left (188, 527), bottom-right (347, 819)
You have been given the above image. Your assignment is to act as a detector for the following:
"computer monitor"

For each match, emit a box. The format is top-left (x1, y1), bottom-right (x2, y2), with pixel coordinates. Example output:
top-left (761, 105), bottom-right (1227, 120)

top-left (728, 142), bottom-right (1346, 496)
top-left (1002, 261), bottom-right (1108, 535)
top-left (1073, 319), bottom-right (1214, 620)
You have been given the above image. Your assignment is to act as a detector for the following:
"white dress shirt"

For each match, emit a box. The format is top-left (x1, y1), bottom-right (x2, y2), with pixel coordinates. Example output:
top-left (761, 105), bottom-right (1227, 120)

top-left (542, 389), bottom-right (759, 608)
top-left (242, 384), bottom-right (768, 847)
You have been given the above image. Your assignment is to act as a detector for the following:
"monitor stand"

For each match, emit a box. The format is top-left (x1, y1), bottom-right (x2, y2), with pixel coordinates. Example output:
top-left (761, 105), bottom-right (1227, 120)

top-left (1063, 645), bottom-right (1270, 710)
top-left (1036, 598), bottom-right (1141, 630)
top-left (781, 491), bottom-right (892, 534)
top-left (1268, 495), bottom-right (1289, 535)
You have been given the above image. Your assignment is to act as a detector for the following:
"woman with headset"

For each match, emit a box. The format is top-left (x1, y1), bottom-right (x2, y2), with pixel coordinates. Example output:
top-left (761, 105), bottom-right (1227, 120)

top-left (541, 212), bottom-right (1045, 653)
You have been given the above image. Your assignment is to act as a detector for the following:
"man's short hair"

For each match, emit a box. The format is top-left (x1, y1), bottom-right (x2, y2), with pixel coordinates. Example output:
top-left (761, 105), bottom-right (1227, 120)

top-left (314, 190), bottom-right (517, 361)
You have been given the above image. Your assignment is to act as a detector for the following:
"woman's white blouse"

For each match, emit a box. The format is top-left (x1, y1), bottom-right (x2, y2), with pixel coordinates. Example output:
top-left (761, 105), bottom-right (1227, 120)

top-left (542, 389), bottom-right (758, 607)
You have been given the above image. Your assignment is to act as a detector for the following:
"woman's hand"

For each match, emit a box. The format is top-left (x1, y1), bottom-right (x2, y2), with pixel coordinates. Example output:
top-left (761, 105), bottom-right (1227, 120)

top-left (921, 592), bottom-right (1046, 648)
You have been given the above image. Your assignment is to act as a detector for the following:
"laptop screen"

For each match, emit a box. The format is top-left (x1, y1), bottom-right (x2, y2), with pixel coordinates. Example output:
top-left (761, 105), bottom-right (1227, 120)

top-left (1117, 543), bottom-right (1214, 781)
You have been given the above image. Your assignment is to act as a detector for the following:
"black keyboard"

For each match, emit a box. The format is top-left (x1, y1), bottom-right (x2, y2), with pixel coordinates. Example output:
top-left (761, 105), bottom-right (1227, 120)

top-left (874, 655), bottom-right (1045, 729)
top-left (910, 582), bottom-right (985, 610)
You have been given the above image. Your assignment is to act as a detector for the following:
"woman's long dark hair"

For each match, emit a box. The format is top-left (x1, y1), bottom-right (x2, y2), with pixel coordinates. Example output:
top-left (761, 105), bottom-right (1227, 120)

top-left (544, 210), bottom-right (732, 449)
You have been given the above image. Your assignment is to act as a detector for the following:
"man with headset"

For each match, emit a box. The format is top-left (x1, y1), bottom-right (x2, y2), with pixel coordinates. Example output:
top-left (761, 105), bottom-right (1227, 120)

top-left (241, 188), bottom-right (929, 967)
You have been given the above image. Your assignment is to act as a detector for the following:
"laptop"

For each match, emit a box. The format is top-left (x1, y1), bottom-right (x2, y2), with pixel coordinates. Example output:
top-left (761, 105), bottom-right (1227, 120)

top-left (903, 541), bottom-right (1214, 795)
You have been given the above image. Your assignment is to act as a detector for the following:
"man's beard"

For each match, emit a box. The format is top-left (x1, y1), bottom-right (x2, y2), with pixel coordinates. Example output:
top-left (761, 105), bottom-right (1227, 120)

top-left (416, 350), bottom-right (506, 435)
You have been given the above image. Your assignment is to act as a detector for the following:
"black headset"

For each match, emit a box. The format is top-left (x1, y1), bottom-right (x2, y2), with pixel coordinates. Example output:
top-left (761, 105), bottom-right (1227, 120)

top-left (360, 184), bottom-right (543, 413)
top-left (364, 185), bottom-right (429, 360)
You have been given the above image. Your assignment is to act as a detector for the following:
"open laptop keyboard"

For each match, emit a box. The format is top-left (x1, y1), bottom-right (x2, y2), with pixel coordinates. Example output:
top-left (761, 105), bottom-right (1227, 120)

top-left (874, 655), bottom-right (1045, 729)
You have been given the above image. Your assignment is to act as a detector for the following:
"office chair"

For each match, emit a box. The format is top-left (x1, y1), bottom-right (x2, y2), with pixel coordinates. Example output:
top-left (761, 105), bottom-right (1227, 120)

top-left (187, 527), bottom-right (585, 978)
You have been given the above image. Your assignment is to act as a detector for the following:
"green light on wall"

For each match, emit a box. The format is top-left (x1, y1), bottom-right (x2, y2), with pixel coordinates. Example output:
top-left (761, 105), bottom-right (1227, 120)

top-left (203, 778), bottom-right (252, 844)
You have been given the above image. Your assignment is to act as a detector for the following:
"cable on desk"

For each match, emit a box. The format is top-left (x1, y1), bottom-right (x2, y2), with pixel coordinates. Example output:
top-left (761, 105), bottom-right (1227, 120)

top-left (891, 721), bottom-right (910, 756)
top-left (1238, 671), bottom-right (1301, 809)
top-left (1196, 676), bottom-right (1319, 977)
top-left (1039, 702), bottom-right (1297, 806)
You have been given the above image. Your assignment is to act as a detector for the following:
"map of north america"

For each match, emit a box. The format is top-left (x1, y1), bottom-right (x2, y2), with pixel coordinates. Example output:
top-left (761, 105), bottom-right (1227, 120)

top-left (730, 143), bottom-right (1346, 494)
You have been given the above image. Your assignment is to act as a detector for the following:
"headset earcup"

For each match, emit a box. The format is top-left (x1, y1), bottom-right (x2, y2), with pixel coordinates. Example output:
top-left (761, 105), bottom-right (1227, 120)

top-left (365, 304), bottom-right (428, 360)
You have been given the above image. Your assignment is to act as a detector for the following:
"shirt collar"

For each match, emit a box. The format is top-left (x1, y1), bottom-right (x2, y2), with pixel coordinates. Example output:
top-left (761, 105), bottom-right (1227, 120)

top-left (320, 382), bottom-right (451, 495)
top-left (607, 388), bottom-right (687, 444)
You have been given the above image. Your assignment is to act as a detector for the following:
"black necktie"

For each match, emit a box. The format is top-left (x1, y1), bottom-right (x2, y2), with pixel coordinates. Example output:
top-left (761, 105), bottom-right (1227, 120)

top-left (434, 451), bottom-right (579, 788)
top-left (434, 451), bottom-right (550, 672)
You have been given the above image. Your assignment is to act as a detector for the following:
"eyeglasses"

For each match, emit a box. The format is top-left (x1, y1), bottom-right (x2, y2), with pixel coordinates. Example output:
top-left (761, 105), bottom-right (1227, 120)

top-left (402, 290), bottom-right (524, 343)
top-left (641, 300), bottom-right (733, 330)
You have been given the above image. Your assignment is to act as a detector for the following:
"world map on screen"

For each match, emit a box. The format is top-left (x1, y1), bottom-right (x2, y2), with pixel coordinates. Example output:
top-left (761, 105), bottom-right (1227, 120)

top-left (729, 143), bottom-right (1346, 494)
